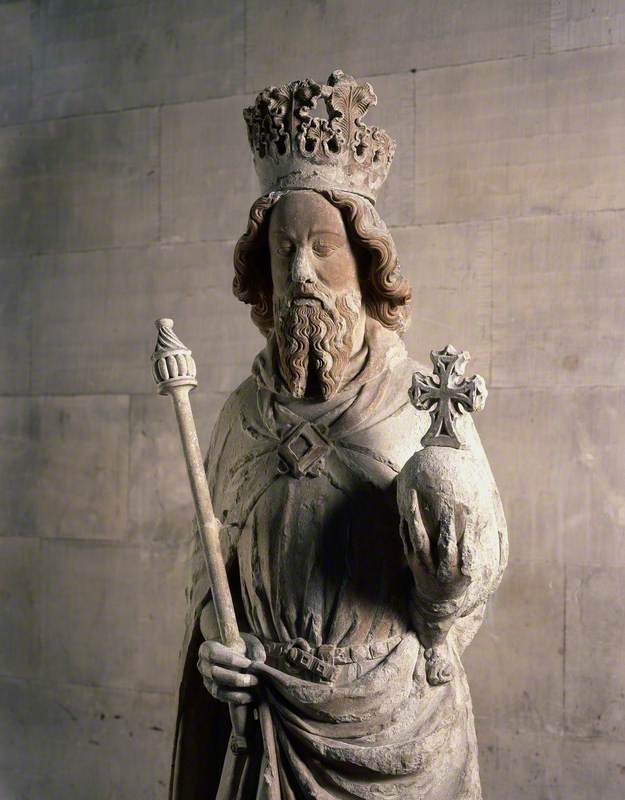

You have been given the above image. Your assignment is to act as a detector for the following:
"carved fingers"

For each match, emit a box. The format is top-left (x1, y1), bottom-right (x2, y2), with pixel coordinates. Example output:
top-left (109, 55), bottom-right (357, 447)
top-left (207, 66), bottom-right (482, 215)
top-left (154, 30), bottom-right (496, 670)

top-left (435, 501), bottom-right (474, 594)
top-left (458, 505), bottom-right (477, 580)
top-left (197, 634), bottom-right (265, 706)
top-left (399, 488), bottom-right (435, 574)
top-left (435, 500), bottom-right (460, 582)
top-left (400, 487), bottom-right (474, 603)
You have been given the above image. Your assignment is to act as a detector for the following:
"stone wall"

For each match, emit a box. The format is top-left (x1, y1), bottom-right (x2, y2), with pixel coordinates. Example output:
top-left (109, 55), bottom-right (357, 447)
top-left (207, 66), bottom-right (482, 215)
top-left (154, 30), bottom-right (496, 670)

top-left (1, 1), bottom-right (624, 797)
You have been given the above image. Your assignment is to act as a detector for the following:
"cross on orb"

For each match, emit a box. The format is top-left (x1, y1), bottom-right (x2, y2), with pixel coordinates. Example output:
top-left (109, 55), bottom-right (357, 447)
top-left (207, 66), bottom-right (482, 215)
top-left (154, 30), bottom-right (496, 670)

top-left (410, 345), bottom-right (487, 449)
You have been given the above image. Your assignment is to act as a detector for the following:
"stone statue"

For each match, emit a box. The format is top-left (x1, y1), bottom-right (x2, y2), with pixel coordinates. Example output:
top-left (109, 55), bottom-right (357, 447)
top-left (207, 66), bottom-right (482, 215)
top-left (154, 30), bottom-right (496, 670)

top-left (168, 70), bottom-right (508, 800)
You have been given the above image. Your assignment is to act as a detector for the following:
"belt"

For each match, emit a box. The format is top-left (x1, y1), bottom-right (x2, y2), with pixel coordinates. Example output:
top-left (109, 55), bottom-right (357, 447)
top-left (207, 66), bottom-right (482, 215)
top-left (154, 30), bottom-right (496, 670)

top-left (263, 634), bottom-right (403, 684)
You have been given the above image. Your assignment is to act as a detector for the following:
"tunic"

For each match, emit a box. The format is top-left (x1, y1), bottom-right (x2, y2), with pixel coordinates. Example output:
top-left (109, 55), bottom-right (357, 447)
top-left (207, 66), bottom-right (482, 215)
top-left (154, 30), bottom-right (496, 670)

top-left (170, 319), bottom-right (507, 800)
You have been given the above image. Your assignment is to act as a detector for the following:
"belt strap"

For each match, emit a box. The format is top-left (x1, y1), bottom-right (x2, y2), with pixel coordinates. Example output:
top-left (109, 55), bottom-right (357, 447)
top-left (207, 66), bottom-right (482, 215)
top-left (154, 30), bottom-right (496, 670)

top-left (263, 634), bottom-right (402, 683)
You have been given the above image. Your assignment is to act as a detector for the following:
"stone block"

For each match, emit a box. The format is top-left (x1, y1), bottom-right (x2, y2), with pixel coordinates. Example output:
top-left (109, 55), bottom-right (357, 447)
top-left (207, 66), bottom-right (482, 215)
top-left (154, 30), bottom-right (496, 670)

top-left (465, 560), bottom-right (564, 735)
top-left (30, 242), bottom-right (263, 395)
top-left (561, 735), bottom-right (625, 799)
top-left (0, 395), bottom-right (129, 540)
top-left (136, 546), bottom-right (188, 694)
top-left (0, 256), bottom-right (32, 394)
top-left (565, 565), bottom-right (625, 739)
top-left (474, 721), bottom-right (564, 800)
top-left (392, 222), bottom-right (492, 379)
top-left (0, 0), bottom-right (31, 125)
top-left (128, 391), bottom-right (226, 548)
top-left (0, 678), bottom-right (173, 799)
top-left (29, 246), bottom-right (154, 395)
top-left (551, 0), bottom-right (625, 51)
top-left (161, 94), bottom-right (257, 244)
top-left (479, 387), bottom-right (625, 567)
top-left (41, 541), bottom-right (186, 693)
top-left (492, 211), bottom-right (625, 389)
top-left (413, 47), bottom-right (625, 223)
top-left (245, 0), bottom-right (549, 89)
top-left (0, 109), bottom-right (158, 256)
top-left (0, 538), bottom-right (41, 679)
top-left (30, 0), bottom-right (244, 118)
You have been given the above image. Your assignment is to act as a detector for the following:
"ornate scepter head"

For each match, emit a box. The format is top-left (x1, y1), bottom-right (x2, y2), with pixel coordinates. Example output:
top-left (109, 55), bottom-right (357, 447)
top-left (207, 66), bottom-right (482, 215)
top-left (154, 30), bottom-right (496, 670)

top-left (151, 318), bottom-right (197, 395)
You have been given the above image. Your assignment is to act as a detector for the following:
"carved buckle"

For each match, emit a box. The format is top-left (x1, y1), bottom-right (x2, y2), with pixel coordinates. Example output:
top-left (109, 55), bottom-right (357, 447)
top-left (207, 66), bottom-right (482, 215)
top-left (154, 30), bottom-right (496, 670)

top-left (286, 639), bottom-right (337, 683)
top-left (277, 421), bottom-right (330, 479)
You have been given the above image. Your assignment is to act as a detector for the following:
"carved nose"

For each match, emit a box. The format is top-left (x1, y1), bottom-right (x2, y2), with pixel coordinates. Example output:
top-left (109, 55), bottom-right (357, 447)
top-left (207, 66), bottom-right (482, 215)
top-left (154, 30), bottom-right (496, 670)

top-left (290, 249), bottom-right (316, 284)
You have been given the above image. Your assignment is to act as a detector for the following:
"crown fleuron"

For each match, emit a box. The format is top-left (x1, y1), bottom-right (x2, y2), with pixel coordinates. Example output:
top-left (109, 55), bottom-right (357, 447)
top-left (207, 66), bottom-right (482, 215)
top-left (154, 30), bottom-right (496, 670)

top-left (243, 70), bottom-right (396, 202)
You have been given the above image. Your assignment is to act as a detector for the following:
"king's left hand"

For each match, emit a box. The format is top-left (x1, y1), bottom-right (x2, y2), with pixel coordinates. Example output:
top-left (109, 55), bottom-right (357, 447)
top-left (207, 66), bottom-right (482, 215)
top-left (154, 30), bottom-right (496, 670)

top-left (397, 445), bottom-right (494, 610)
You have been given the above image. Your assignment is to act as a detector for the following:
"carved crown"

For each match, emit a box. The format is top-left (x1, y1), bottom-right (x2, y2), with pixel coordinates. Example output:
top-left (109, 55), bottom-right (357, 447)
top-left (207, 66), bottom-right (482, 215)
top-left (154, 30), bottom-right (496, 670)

top-left (243, 70), bottom-right (396, 202)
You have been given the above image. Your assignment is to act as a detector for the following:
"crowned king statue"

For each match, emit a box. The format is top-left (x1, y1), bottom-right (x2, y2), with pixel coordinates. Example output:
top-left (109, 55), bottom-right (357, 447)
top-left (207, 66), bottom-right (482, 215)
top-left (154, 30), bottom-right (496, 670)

top-left (169, 70), bottom-right (508, 800)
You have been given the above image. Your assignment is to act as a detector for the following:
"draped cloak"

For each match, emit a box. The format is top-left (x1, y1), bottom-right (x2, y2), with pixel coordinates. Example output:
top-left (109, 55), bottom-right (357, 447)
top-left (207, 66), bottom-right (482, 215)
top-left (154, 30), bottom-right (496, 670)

top-left (170, 320), bottom-right (508, 800)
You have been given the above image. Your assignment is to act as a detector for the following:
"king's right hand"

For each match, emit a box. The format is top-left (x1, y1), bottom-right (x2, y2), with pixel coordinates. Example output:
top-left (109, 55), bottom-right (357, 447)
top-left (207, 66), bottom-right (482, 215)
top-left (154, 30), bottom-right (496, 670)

top-left (197, 632), bottom-right (266, 705)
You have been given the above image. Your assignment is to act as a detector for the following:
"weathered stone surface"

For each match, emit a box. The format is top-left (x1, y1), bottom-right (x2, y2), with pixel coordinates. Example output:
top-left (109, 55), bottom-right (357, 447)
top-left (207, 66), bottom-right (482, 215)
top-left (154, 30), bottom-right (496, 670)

top-left (0, 538), bottom-right (41, 679)
top-left (478, 388), bottom-right (625, 567)
top-left (0, 0), bottom-right (31, 126)
top-left (475, 722), bottom-right (564, 800)
top-left (551, 0), bottom-right (625, 51)
top-left (0, 396), bottom-right (129, 540)
top-left (171, 174), bottom-right (506, 794)
top-left (30, 243), bottom-right (263, 395)
top-left (245, 71), bottom-right (395, 205)
top-left (465, 560), bottom-right (564, 734)
top-left (414, 47), bottom-right (625, 223)
top-left (0, 109), bottom-right (158, 256)
top-left (31, 0), bottom-right (244, 118)
top-left (392, 222), bottom-right (492, 379)
top-left (42, 541), bottom-right (186, 693)
top-left (492, 211), bottom-right (625, 389)
top-left (245, 0), bottom-right (549, 89)
top-left (0, 678), bottom-right (173, 800)
top-left (161, 94), bottom-right (257, 244)
top-left (565, 565), bottom-right (625, 739)
top-left (0, 256), bottom-right (32, 394)
top-left (128, 391), bottom-right (225, 548)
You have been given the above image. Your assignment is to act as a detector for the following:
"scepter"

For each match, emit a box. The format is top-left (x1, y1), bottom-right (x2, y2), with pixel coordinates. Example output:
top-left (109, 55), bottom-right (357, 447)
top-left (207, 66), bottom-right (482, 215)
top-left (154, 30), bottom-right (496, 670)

top-left (150, 318), bottom-right (250, 755)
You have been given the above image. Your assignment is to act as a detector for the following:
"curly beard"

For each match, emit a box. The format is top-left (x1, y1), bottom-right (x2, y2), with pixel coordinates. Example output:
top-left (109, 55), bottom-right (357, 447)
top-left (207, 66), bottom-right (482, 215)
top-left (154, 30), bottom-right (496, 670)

top-left (274, 287), bottom-right (361, 400)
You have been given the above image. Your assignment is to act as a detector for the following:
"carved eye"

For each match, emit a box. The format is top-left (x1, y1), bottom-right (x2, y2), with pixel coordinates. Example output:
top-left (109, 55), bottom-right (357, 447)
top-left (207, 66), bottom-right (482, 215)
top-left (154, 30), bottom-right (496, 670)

top-left (312, 240), bottom-right (337, 258)
top-left (276, 241), bottom-right (294, 257)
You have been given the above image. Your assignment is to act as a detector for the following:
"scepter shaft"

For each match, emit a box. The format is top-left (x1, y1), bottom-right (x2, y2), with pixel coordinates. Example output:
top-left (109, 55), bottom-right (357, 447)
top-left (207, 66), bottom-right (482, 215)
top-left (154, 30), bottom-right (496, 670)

top-left (151, 318), bottom-right (248, 756)
top-left (170, 386), bottom-right (241, 648)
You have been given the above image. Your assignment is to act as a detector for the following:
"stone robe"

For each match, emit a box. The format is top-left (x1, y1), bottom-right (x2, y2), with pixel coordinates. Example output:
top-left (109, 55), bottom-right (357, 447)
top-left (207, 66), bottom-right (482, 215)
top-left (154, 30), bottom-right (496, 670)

top-left (170, 320), bottom-right (507, 800)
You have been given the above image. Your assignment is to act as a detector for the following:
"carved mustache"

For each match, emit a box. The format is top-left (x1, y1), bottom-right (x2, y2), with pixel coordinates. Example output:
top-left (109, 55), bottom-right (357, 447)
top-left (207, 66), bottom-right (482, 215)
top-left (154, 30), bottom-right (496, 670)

top-left (280, 283), bottom-right (335, 312)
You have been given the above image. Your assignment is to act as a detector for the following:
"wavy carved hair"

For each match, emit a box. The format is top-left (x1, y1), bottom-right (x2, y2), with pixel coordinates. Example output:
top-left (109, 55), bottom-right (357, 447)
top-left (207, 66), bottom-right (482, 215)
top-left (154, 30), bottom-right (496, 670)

top-left (233, 189), bottom-right (412, 336)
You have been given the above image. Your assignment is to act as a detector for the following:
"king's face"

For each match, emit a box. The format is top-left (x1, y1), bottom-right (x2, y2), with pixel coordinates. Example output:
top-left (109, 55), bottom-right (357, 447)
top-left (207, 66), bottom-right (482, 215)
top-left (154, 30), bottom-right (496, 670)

top-left (268, 190), bottom-right (361, 301)
top-left (267, 191), bottom-right (365, 400)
